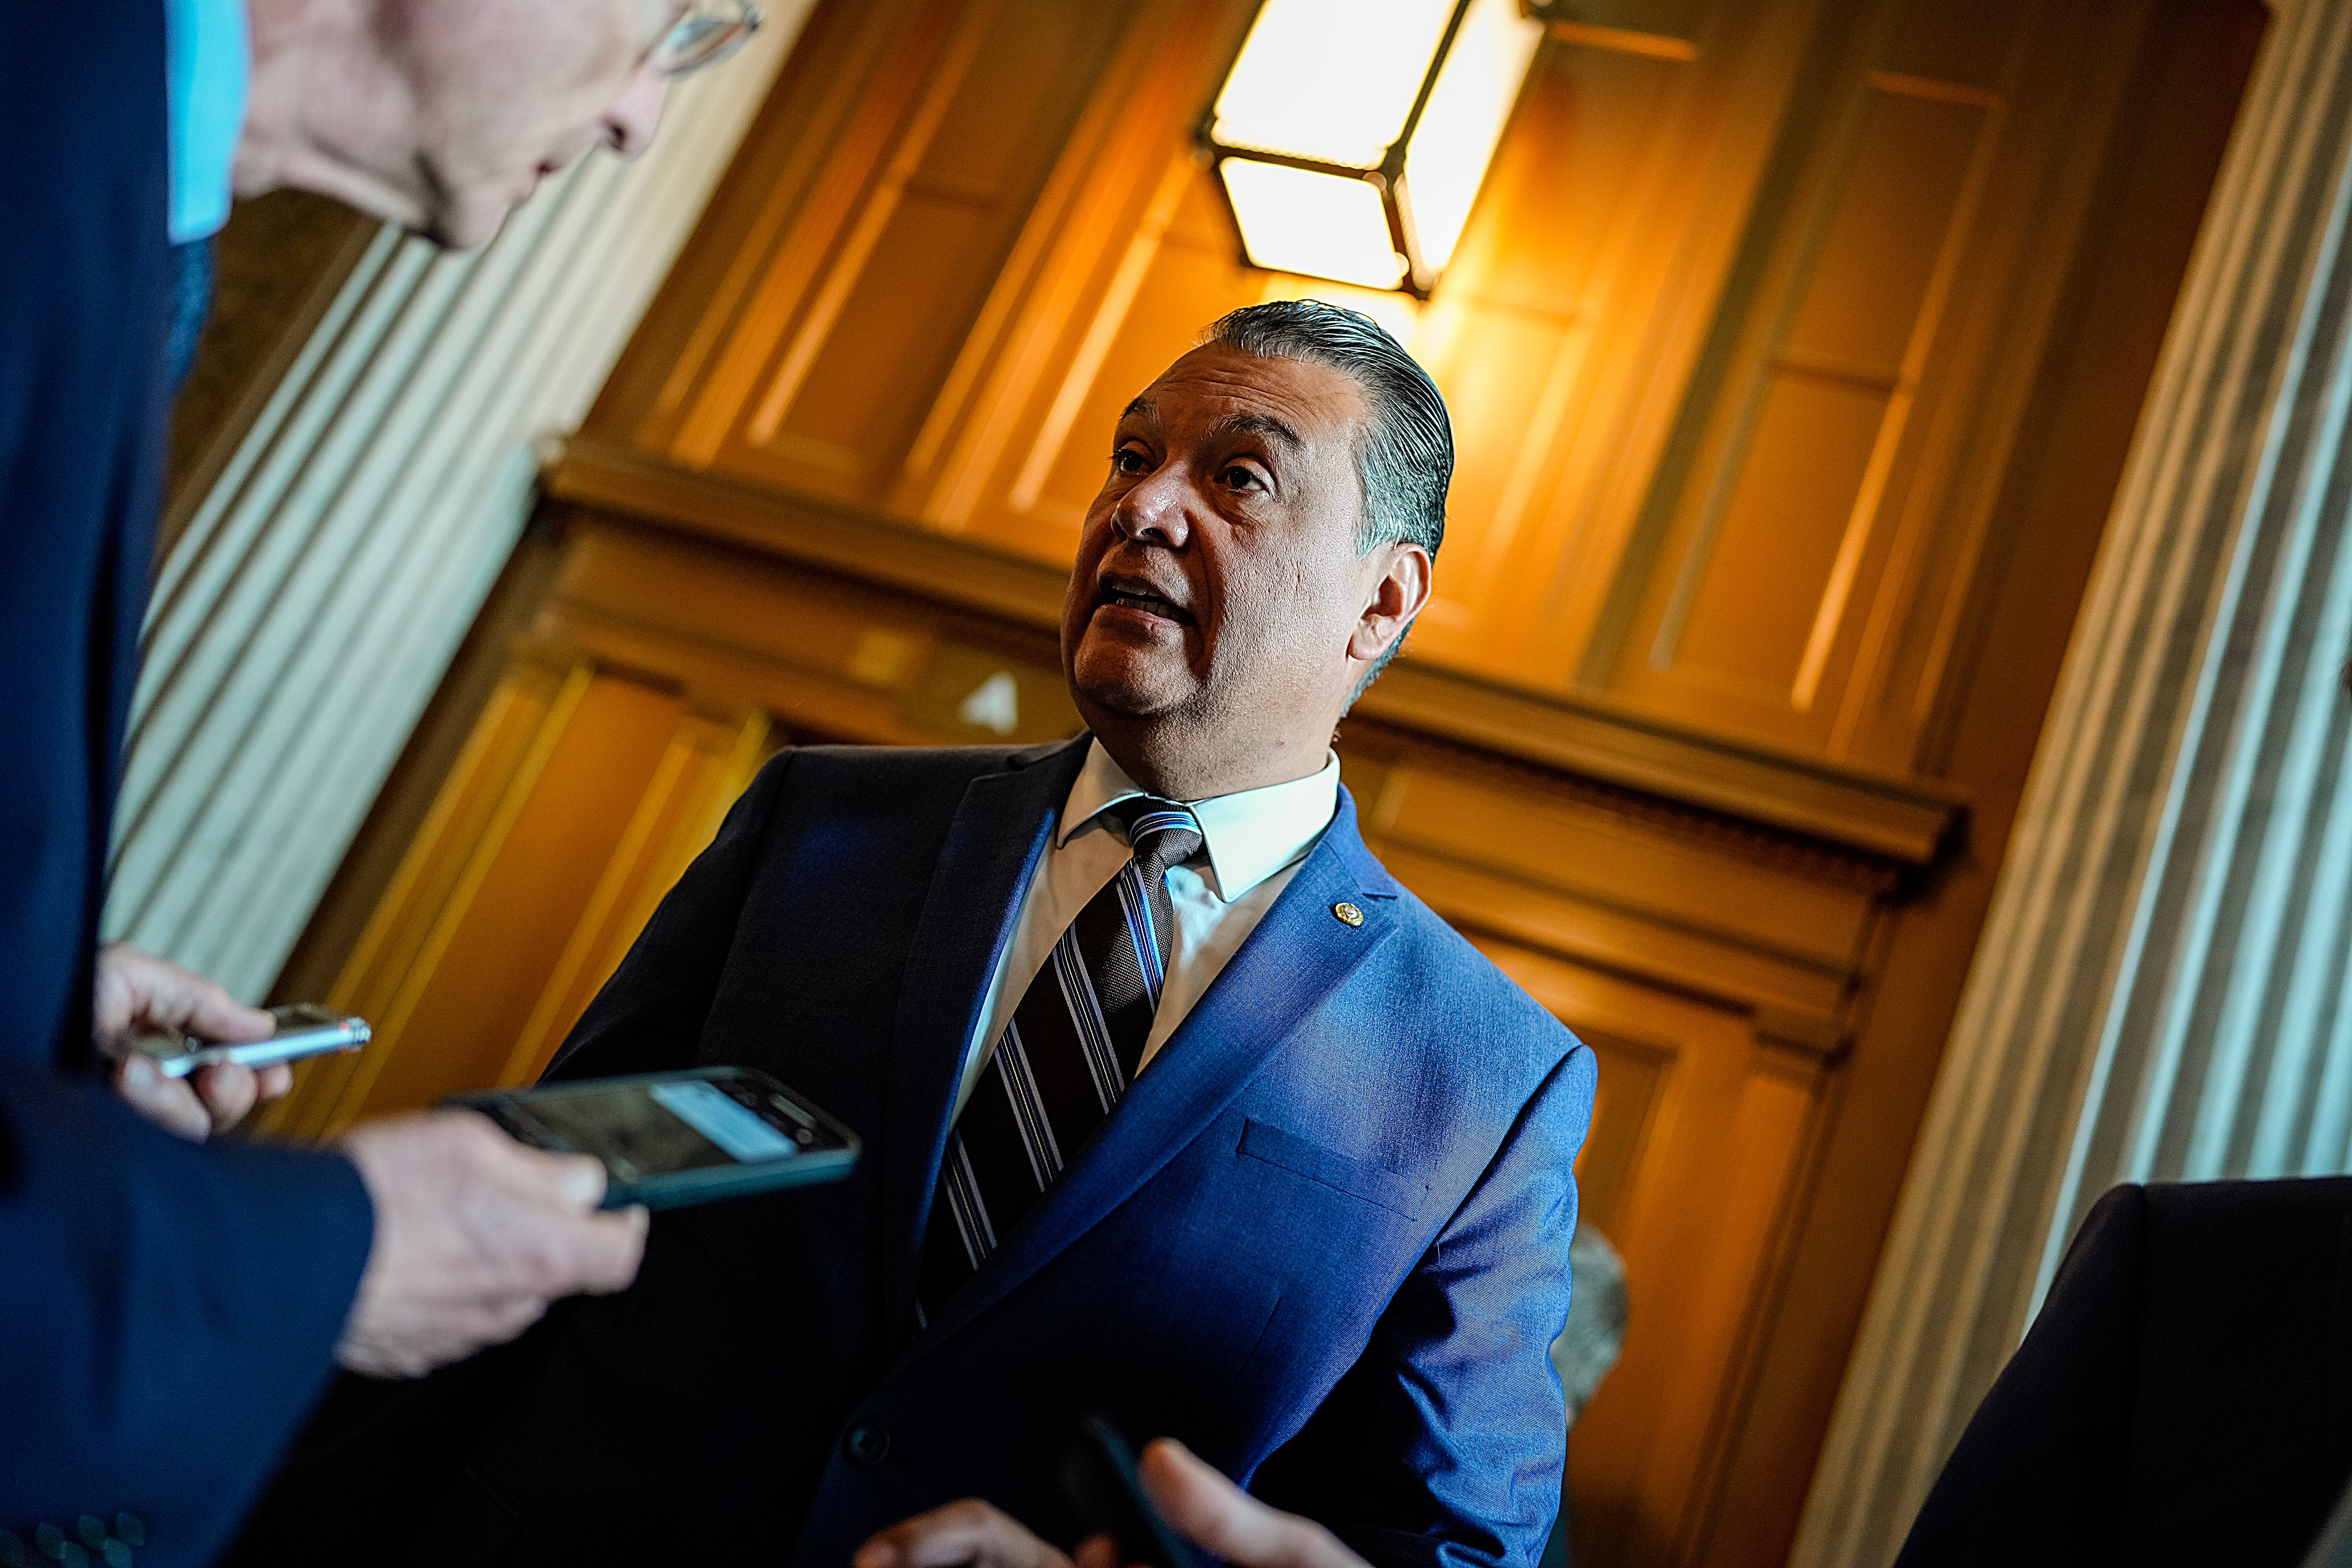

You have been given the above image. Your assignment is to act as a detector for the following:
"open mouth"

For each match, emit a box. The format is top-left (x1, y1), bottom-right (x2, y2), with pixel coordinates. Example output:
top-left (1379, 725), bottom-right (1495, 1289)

top-left (1096, 583), bottom-right (1195, 627)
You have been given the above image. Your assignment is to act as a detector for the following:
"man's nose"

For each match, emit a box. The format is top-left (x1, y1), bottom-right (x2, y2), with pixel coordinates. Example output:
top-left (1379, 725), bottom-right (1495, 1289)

top-left (606, 74), bottom-right (670, 158)
top-left (1113, 468), bottom-right (1195, 548)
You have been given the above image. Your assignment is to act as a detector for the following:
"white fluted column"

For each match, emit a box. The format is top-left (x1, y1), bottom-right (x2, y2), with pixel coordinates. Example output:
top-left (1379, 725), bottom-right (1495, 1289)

top-left (1793, 4), bottom-right (2352, 1563)
top-left (102, 9), bottom-right (809, 998)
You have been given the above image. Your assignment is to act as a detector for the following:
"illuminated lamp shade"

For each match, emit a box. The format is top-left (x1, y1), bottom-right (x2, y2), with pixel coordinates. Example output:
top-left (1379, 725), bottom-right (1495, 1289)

top-left (1204, 0), bottom-right (1543, 296)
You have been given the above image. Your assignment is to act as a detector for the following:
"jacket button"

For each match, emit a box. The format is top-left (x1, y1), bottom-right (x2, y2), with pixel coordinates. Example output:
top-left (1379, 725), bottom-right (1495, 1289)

top-left (844, 1423), bottom-right (891, 1466)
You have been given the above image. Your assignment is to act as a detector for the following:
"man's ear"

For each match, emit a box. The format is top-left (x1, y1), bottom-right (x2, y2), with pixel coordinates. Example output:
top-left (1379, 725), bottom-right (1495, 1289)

top-left (1348, 542), bottom-right (1434, 664)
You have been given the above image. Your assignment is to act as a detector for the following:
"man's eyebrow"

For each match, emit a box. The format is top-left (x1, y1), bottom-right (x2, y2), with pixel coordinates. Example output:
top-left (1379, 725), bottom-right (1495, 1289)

top-left (1205, 412), bottom-right (1303, 450)
top-left (1120, 396), bottom-right (1157, 423)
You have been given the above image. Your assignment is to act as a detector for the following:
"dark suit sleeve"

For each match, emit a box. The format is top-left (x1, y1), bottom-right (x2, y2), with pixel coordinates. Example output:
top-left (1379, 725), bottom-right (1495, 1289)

top-left (0, 3), bottom-right (376, 1561)
top-left (544, 750), bottom-right (797, 1083)
top-left (0, 1069), bottom-right (373, 1564)
top-left (1255, 1042), bottom-right (1598, 1568)
top-left (1891, 1183), bottom-right (2144, 1568)
top-left (1899, 1178), bottom-right (2352, 1567)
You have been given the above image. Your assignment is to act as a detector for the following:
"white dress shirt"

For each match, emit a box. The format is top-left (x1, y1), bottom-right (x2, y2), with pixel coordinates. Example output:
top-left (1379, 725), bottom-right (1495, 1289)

top-left (952, 739), bottom-right (1342, 1118)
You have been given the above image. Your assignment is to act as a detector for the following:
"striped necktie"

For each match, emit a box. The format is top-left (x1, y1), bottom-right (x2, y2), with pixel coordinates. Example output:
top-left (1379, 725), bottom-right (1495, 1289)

top-left (919, 797), bottom-right (1205, 1316)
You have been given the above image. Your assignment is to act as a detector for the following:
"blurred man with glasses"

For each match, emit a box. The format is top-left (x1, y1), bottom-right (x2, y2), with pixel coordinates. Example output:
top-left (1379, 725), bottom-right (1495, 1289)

top-left (0, 3), bottom-right (758, 1564)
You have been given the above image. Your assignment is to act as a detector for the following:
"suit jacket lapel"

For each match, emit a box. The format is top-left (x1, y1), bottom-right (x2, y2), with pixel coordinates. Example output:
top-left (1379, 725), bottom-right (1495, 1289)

top-left (909, 788), bottom-right (1402, 1356)
top-left (879, 736), bottom-right (1091, 1321)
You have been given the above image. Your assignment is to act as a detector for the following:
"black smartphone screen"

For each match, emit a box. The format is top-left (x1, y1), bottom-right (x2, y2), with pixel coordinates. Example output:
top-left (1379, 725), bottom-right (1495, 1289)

top-left (500, 1076), bottom-right (797, 1183)
top-left (448, 1068), bottom-right (859, 1210)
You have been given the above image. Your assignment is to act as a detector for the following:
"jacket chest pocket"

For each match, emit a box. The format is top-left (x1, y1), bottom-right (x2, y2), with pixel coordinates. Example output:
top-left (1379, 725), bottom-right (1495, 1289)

top-left (1236, 1117), bottom-right (1428, 1220)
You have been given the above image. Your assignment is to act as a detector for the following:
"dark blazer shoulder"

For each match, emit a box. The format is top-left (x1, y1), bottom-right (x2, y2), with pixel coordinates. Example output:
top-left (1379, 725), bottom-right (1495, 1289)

top-left (701, 739), bottom-right (1083, 878)
top-left (1898, 1176), bottom-right (2352, 1568)
top-left (2141, 1171), bottom-right (2352, 1238)
top-left (746, 737), bottom-right (1076, 815)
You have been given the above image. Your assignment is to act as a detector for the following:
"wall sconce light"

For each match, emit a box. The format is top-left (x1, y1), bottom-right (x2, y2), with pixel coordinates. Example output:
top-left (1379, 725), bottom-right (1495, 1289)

top-left (1202, 0), bottom-right (1544, 296)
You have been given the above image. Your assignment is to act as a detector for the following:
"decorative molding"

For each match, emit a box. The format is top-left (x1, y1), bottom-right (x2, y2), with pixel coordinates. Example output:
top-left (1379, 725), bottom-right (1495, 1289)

top-left (544, 433), bottom-right (1971, 872)
top-left (1343, 714), bottom-right (1907, 896)
top-left (1791, 4), bottom-right (2352, 1563)
top-left (100, 9), bottom-right (813, 999)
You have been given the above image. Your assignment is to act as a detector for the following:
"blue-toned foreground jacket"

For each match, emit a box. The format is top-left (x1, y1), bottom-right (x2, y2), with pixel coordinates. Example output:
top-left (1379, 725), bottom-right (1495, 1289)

top-left (236, 738), bottom-right (1593, 1568)
top-left (0, 4), bottom-right (372, 1565)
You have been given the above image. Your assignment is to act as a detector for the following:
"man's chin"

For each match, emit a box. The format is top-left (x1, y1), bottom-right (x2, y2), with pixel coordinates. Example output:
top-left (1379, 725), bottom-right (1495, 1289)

top-left (1068, 627), bottom-right (1181, 691)
top-left (416, 189), bottom-right (520, 252)
top-left (1068, 661), bottom-right (1193, 726)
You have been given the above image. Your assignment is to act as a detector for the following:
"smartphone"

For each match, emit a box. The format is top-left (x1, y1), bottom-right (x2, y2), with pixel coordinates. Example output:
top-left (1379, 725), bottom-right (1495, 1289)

top-left (444, 1066), bottom-right (860, 1211)
top-left (1058, 1416), bottom-right (1201, 1568)
top-left (126, 1002), bottom-right (370, 1080)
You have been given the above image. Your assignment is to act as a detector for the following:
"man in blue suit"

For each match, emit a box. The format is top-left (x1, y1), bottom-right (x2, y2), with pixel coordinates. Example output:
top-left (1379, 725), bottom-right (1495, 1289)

top-left (238, 300), bottom-right (1596, 1568)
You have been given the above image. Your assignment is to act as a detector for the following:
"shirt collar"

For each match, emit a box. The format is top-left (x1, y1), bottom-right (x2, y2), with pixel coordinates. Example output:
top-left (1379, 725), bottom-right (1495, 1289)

top-left (1057, 738), bottom-right (1340, 904)
top-left (164, 0), bottom-right (252, 243)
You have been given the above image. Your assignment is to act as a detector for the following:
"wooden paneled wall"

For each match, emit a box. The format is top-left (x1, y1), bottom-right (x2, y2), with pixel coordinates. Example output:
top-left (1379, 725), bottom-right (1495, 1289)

top-left (259, 1), bottom-right (2262, 1565)
top-left (588, 0), bottom-right (2195, 775)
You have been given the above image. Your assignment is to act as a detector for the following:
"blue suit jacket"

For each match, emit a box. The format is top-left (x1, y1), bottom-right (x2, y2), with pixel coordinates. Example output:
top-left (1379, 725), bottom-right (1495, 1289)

top-left (0, 5), bottom-right (372, 1563)
top-left (243, 738), bottom-right (1593, 1568)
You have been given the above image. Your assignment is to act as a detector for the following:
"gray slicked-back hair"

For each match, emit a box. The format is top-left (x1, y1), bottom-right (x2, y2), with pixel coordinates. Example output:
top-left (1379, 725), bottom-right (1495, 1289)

top-left (1204, 299), bottom-right (1452, 693)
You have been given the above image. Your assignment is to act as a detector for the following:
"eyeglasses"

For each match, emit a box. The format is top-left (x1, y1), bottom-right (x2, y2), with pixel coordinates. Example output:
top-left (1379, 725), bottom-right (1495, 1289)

top-left (646, 1), bottom-right (764, 79)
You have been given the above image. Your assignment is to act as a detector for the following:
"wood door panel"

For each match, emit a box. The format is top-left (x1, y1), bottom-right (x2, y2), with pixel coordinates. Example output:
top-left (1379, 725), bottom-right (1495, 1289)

top-left (1454, 44), bottom-right (1690, 318)
top-left (1780, 86), bottom-right (1993, 378)
top-left (1880, 0), bottom-right (2031, 89)
top-left (1401, 27), bottom-right (1706, 667)
top-left (268, 650), bottom-right (593, 1138)
top-left (724, 0), bottom-right (1135, 489)
top-left (740, 191), bottom-right (1001, 483)
top-left (1410, 301), bottom-right (1587, 646)
top-left (1605, 21), bottom-right (2015, 748)
top-left (496, 706), bottom-right (776, 1087)
top-left (657, 0), bottom-right (1134, 501)
top-left (1660, 373), bottom-right (1892, 701)
top-left (1572, 1027), bottom-right (1675, 1241)
top-left (335, 674), bottom-right (679, 1112)
top-left (913, 0), bottom-right (1134, 199)
top-left (1472, 936), bottom-right (1832, 1568)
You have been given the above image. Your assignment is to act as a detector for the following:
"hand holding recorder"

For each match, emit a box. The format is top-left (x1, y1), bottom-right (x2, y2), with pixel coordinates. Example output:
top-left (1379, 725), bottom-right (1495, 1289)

top-left (91, 946), bottom-right (850, 1377)
top-left (97, 943), bottom-right (300, 1140)
top-left (93, 943), bottom-right (650, 1378)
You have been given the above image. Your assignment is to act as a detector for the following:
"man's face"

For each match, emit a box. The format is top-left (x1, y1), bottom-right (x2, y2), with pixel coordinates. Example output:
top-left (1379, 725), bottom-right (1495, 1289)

top-left (359, 0), bottom-right (674, 247)
top-left (1062, 344), bottom-right (1423, 786)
